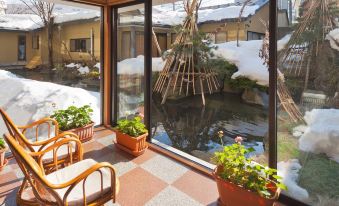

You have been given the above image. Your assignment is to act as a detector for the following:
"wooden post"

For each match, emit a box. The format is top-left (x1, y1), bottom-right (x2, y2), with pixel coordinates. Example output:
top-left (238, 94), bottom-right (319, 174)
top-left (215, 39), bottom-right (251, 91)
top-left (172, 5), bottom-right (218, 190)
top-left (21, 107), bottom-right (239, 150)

top-left (103, 5), bottom-right (112, 126)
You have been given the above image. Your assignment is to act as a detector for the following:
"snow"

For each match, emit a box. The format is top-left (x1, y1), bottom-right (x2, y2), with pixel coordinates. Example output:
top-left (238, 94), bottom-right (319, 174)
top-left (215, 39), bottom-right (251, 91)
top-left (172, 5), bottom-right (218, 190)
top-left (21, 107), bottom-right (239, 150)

top-left (199, 0), bottom-right (234, 8)
top-left (65, 63), bottom-right (81, 68)
top-left (298, 109), bottom-right (339, 163)
top-left (214, 40), bottom-right (269, 86)
top-left (326, 28), bottom-right (339, 51)
top-left (0, 14), bottom-right (42, 30)
top-left (278, 159), bottom-right (309, 201)
top-left (277, 34), bottom-right (291, 51)
top-left (198, 5), bottom-right (259, 23)
top-left (0, 70), bottom-right (100, 137)
top-left (94, 62), bottom-right (100, 69)
top-left (78, 66), bottom-right (90, 74)
top-left (118, 55), bottom-right (165, 74)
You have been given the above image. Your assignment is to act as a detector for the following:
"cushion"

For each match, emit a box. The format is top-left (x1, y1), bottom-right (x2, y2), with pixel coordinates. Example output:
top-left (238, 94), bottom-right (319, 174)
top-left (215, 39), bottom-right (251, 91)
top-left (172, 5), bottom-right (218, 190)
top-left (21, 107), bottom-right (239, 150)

top-left (46, 159), bottom-right (118, 205)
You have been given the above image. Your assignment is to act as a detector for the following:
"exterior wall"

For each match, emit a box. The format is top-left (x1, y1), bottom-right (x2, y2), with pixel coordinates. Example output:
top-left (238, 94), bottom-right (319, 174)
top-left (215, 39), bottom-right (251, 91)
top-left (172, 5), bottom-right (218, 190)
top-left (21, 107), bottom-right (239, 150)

top-left (277, 11), bottom-right (289, 28)
top-left (57, 20), bottom-right (101, 62)
top-left (0, 31), bottom-right (40, 66)
top-left (199, 22), bottom-right (246, 43)
top-left (246, 3), bottom-right (269, 38)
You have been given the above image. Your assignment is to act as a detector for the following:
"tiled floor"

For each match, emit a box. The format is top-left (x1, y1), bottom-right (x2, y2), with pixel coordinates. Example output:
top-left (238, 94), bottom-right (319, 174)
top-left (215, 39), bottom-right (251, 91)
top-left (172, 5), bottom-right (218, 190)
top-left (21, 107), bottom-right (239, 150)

top-left (0, 127), bottom-right (219, 206)
top-left (0, 127), bottom-right (288, 206)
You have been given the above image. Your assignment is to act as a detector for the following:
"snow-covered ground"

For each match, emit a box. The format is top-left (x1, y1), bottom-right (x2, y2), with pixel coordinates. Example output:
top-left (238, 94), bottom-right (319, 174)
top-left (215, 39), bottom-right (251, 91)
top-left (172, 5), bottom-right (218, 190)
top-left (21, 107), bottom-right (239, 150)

top-left (296, 109), bottom-right (339, 163)
top-left (214, 40), bottom-right (269, 86)
top-left (0, 70), bottom-right (101, 137)
top-left (118, 55), bottom-right (165, 74)
top-left (278, 159), bottom-right (309, 201)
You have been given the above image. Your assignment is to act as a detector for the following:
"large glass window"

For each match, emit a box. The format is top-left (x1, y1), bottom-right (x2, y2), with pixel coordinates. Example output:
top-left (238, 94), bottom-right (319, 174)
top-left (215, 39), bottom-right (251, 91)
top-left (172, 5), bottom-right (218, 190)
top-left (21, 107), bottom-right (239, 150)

top-left (151, 0), bottom-right (269, 166)
top-left (0, 2), bottom-right (102, 138)
top-left (117, 4), bottom-right (145, 119)
top-left (277, 0), bottom-right (339, 204)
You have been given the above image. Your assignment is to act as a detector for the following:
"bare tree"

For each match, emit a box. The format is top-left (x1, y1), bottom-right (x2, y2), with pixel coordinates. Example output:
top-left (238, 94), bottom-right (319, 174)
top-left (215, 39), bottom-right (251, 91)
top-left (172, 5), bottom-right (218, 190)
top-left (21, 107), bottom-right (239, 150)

top-left (237, 0), bottom-right (251, 47)
top-left (21, 0), bottom-right (55, 69)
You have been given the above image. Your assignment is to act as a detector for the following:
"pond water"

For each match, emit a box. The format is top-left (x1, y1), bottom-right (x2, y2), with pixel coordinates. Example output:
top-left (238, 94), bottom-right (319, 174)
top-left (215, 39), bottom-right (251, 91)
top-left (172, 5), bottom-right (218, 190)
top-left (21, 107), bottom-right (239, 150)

top-left (151, 93), bottom-right (269, 163)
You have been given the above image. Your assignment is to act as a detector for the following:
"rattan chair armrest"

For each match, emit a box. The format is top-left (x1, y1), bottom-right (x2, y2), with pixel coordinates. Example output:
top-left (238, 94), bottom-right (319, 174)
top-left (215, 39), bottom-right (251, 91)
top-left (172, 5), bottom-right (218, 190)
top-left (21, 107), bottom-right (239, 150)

top-left (17, 117), bottom-right (59, 130)
top-left (28, 132), bottom-right (79, 147)
top-left (17, 117), bottom-right (59, 140)
top-left (29, 137), bottom-right (83, 171)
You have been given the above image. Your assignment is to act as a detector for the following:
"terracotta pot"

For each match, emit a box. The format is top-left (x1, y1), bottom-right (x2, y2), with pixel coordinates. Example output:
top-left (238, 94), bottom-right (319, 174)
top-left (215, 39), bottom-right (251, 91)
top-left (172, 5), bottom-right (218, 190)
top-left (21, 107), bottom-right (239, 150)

top-left (0, 147), bottom-right (8, 171)
top-left (212, 166), bottom-right (280, 206)
top-left (115, 130), bottom-right (148, 152)
top-left (63, 122), bottom-right (94, 143)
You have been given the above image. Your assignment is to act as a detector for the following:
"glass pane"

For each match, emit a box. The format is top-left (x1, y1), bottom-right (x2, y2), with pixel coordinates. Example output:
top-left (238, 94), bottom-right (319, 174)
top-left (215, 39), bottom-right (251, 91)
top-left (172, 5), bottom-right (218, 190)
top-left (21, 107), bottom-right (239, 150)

top-left (277, 0), bottom-right (339, 204)
top-left (151, 0), bottom-right (270, 166)
top-left (0, 2), bottom-right (102, 140)
top-left (117, 4), bottom-right (145, 119)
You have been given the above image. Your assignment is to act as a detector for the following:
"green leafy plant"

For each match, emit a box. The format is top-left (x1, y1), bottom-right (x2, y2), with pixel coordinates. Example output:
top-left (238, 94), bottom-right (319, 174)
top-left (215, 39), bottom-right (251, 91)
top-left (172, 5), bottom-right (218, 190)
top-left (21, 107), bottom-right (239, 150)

top-left (115, 116), bottom-right (147, 137)
top-left (51, 105), bottom-right (93, 131)
top-left (212, 133), bottom-right (287, 198)
top-left (0, 137), bottom-right (6, 149)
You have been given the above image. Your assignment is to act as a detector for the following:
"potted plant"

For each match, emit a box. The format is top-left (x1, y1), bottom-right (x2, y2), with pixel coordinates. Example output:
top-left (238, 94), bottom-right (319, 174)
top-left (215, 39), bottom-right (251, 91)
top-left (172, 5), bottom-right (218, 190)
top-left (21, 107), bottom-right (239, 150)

top-left (0, 137), bottom-right (8, 171)
top-left (51, 105), bottom-right (94, 142)
top-left (212, 132), bottom-right (287, 206)
top-left (114, 116), bottom-right (148, 156)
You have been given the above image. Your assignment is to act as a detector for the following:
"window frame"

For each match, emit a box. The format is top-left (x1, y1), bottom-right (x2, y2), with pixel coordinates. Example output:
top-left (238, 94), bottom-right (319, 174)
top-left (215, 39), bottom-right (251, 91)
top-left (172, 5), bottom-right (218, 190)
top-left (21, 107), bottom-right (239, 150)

top-left (70, 38), bottom-right (91, 52)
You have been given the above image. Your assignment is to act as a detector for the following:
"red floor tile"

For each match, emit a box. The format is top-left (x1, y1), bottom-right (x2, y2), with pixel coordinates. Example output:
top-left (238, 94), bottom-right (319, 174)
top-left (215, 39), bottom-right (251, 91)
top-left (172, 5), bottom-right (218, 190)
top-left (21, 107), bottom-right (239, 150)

top-left (173, 170), bottom-right (219, 205)
top-left (0, 172), bottom-right (22, 204)
top-left (117, 167), bottom-right (167, 206)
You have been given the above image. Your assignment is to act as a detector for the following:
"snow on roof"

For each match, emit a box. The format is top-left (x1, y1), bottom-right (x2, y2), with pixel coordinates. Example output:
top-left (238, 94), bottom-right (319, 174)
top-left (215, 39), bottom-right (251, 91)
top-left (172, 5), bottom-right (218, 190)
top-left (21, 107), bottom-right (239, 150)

top-left (0, 14), bottom-right (42, 30)
top-left (197, 5), bottom-right (259, 23)
top-left (0, 3), bottom-right (100, 31)
top-left (199, 0), bottom-right (235, 8)
top-left (213, 40), bottom-right (269, 86)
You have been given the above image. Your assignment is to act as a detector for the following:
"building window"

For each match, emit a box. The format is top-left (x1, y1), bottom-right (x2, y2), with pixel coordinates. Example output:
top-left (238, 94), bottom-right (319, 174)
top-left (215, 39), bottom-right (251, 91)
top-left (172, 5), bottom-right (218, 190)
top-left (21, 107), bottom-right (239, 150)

top-left (70, 38), bottom-right (91, 52)
top-left (32, 35), bottom-right (39, 49)
top-left (18, 35), bottom-right (26, 61)
top-left (247, 31), bottom-right (265, 40)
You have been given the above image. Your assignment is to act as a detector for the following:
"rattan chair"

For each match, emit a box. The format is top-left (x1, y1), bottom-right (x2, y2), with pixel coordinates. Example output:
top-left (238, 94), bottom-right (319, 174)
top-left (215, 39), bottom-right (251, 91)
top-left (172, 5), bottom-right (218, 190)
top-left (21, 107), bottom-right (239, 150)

top-left (0, 108), bottom-right (83, 172)
top-left (4, 133), bottom-right (119, 206)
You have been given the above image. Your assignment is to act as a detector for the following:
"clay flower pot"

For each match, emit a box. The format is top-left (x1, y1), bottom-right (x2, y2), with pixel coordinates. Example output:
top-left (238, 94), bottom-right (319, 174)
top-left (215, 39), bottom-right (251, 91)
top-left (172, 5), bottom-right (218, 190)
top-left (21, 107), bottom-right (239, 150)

top-left (114, 130), bottom-right (148, 156)
top-left (0, 147), bottom-right (8, 171)
top-left (212, 166), bottom-right (280, 206)
top-left (64, 122), bottom-right (94, 143)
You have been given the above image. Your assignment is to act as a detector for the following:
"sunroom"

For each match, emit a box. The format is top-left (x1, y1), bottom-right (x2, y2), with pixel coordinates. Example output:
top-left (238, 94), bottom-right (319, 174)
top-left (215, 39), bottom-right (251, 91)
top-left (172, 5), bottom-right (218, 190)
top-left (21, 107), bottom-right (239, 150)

top-left (0, 0), bottom-right (338, 205)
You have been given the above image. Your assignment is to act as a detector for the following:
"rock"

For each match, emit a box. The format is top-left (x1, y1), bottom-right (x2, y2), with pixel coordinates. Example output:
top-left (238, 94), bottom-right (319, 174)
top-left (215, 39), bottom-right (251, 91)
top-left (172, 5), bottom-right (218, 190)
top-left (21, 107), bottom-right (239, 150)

top-left (241, 88), bottom-right (268, 107)
top-left (223, 82), bottom-right (243, 94)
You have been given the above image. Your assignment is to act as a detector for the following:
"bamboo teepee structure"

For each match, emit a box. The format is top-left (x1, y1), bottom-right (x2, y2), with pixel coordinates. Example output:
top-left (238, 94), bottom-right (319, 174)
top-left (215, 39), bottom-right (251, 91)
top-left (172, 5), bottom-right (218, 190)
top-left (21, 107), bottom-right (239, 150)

top-left (278, 0), bottom-right (337, 84)
top-left (260, 20), bottom-right (304, 123)
top-left (153, 0), bottom-right (219, 105)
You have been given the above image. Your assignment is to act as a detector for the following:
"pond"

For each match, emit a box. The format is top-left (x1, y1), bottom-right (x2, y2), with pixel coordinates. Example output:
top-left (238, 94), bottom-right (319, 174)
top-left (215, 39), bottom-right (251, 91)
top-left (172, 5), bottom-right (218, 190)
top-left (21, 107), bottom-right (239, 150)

top-left (151, 93), bottom-right (269, 163)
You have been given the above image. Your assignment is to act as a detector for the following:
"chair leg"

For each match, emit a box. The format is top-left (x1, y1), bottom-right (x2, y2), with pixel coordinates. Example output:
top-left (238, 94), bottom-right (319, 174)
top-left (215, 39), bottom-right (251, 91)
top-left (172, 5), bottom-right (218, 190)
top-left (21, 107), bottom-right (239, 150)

top-left (16, 177), bottom-right (39, 206)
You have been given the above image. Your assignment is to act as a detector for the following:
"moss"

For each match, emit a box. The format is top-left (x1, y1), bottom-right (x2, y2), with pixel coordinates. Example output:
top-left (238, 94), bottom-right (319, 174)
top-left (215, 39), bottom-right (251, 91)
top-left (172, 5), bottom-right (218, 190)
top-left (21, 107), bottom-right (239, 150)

top-left (298, 152), bottom-right (339, 199)
top-left (228, 77), bottom-right (268, 92)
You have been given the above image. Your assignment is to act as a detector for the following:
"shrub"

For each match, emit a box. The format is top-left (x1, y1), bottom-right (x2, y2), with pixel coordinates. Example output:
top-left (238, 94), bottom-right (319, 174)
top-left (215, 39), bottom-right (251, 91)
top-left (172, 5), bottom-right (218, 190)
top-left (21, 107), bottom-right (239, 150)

top-left (0, 137), bottom-right (5, 149)
top-left (51, 105), bottom-right (93, 131)
top-left (212, 134), bottom-right (287, 198)
top-left (115, 116), bottom-right (147, 137)
top-left (229, 77), bottom-right (267, 92)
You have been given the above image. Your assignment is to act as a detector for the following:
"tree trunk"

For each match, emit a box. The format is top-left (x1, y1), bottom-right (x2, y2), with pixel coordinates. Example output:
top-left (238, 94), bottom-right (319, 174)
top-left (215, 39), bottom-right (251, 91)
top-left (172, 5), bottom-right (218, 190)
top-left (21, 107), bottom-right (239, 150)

top-left (47, 18), bottom-right (54, 70)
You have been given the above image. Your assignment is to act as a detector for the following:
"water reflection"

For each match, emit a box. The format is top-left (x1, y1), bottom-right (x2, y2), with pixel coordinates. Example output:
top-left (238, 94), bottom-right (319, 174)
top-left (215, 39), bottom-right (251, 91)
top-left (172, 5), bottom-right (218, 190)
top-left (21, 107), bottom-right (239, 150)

top-left (151, 93), bottom-right (268, 163)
